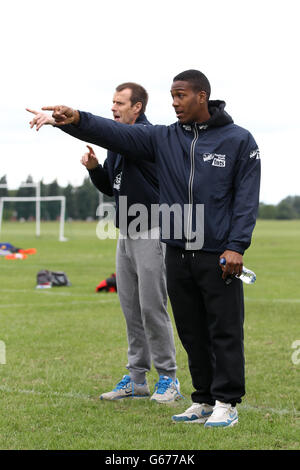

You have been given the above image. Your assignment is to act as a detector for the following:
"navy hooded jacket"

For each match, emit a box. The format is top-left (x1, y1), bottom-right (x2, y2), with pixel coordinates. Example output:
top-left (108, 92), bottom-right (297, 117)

top-left (86, 113), bottom-right (159, 232)
top-left (59, 100), bottom-right (261, 254)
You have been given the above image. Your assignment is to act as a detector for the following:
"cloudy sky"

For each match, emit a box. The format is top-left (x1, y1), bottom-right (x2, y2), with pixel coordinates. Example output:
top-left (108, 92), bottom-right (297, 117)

top-left (1, 0), bottom-right (299, 204)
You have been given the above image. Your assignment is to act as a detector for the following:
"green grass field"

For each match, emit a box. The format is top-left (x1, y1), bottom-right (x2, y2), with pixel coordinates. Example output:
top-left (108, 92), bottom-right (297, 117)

top-left (0, 220), bottom-right (299, 450)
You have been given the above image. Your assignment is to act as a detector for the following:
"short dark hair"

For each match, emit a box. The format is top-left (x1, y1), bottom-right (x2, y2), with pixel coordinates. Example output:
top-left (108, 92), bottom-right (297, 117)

top-left (173, 70), bottom-right (211, 100)
top-left (115, 82), bottom-right (148, 114)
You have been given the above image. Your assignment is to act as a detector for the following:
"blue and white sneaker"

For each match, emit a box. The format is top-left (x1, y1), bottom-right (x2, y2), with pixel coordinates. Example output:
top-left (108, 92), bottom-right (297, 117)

top-left (204, 400), bottom-right (238, 428)
top-left (172, 402), bottom-right (213, 423)
top-left (150, 376), bottom-right (183, 403)
top-left (99, 375), bottom-right (150, 400)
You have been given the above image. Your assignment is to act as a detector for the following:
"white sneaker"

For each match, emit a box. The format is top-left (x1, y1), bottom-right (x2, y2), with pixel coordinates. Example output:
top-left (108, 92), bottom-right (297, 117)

top-left (172, 402), bottom-right (213, 423)
top-left (150, 376), bottom-right (183, 403)
top-left (100, 375), bottom-right (150, 400)
top-left (204, 400), bottom-right (238, 428)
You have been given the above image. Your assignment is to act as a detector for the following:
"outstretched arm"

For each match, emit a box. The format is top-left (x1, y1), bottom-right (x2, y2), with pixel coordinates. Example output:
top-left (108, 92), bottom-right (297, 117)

top-left (34, 105), bottom-right (156, 162)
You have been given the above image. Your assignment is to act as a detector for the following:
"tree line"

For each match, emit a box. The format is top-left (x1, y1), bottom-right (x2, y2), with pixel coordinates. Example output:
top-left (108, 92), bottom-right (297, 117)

top-left (0, 175), bottom-right (114, 221)
top-left (257, 196), bottom-right (300, 219)
top-left (1, 175), bottom-right (300, 220)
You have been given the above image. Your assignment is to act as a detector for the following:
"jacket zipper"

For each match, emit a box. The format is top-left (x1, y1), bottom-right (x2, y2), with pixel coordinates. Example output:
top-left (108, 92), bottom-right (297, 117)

top-left (186, 124), bottom-right (199, 250)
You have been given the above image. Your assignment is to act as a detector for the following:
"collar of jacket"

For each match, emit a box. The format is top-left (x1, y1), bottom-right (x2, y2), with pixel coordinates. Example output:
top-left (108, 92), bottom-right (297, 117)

top-left (181, 100), bottom-right (233, 132)
top-left (112, 113), bottom-right (152, 170)
top-left (135, 113), bottom-right (151, 125)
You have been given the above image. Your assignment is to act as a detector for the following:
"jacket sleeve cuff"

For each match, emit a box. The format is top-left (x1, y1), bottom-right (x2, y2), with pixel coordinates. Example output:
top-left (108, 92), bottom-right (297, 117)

top-left (224, 243), bottom-right (246, 255)
top-left (88, 164), bottom-right (102, 175)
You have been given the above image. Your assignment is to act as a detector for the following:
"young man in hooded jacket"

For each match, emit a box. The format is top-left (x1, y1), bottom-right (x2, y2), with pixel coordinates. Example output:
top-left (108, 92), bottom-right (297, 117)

top-left (28, 69), bottom-right (261, 427)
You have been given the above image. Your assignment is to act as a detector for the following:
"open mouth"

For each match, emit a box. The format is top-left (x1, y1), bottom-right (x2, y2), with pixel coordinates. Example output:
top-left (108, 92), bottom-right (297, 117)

top-left (113, 114), bottom-right (121, 121)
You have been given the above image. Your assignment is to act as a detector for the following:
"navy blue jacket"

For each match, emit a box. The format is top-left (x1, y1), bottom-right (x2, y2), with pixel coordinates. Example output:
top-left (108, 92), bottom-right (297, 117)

top-left (60, 101), bottom-right (261, 254)
top-left (86, 113), bottom-right (159, 231)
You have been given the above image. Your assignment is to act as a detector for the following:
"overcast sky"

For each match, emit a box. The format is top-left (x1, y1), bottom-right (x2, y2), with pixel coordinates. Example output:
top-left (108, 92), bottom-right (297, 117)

top-left (1, 0), bottom-right (299, 204)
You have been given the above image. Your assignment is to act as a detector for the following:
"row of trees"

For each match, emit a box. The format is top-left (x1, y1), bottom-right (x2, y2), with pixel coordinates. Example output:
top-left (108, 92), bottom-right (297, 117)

top-left (0, 175), bottom-right (113, 221)
top-left (258, 196), bottom-right (300, 219)
top-left (1, 175), bottom-right (300, 220)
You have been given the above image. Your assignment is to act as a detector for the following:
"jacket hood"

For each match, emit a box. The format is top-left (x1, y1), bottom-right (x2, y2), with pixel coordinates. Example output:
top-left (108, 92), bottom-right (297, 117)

top-left (180, 100), bottom-right (233, 130)
top-left (205, 100), bottom-right (233, 127)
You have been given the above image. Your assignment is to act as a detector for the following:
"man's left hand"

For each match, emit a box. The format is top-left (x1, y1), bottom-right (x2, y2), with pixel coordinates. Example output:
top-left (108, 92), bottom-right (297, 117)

top-left (219, 250), bottom-right (243, 280)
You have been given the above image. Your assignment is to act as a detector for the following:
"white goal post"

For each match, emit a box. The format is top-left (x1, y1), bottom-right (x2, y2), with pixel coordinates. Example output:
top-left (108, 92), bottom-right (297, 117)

top-left (0, 196), bottom-right (67, 242)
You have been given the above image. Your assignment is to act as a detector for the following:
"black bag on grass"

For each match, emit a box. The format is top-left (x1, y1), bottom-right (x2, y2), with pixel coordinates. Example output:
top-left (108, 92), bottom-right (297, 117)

top-left (51, 271), bottom-right (71, 287)
top-left (37, 270), bottom-right (71, 287)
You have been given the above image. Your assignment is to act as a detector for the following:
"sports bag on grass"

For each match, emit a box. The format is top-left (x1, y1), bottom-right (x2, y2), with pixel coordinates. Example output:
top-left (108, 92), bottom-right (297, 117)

top-left (36, 270), bottom-right (71, 288)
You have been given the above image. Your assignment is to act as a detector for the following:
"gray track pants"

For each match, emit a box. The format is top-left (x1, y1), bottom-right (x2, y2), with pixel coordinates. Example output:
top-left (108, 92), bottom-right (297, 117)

top-left (116, 231), bottom-right (177, 384)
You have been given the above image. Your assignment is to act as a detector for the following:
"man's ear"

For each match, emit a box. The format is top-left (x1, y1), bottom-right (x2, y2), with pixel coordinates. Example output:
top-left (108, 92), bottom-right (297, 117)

top-left (198, 91), bottom-right (208, 104)
top-left (133, 101), bottom-right (142, 114)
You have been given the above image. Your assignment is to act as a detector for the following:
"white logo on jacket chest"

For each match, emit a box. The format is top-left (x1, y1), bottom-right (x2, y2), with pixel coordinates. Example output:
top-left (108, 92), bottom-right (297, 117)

top-left (113, 172), bottom-right (122, 190)
top-left (203, 153), bottom-right (226, 167)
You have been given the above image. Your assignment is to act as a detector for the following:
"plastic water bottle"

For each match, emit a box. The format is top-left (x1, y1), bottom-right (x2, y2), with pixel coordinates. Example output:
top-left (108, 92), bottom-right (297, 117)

top-left (220, 257), bottom-right (256, 284)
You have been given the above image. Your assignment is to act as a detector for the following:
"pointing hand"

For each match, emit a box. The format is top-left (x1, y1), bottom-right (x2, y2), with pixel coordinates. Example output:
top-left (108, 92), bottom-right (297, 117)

top-left (80, 145), bottom-right (99, 170)
top-left (41, 105), bottom-right (80, 126)
top-left (26, 108), bottom-right (55, 131)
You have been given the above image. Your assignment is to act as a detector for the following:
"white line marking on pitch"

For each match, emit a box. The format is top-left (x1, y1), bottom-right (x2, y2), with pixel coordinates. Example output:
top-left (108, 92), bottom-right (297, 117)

top-left (245, 297), bottom-right (300, 303)
top-left (0, 385), bottom-right (298, 416)
top-left (4, 291), bottom-right (300, 303)
top-left (0, 384), bottom-right (91, 400)
top-left (2, 289), bottom-right (116, 297)
top-left (0, 299), bottom-right (119, 309)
